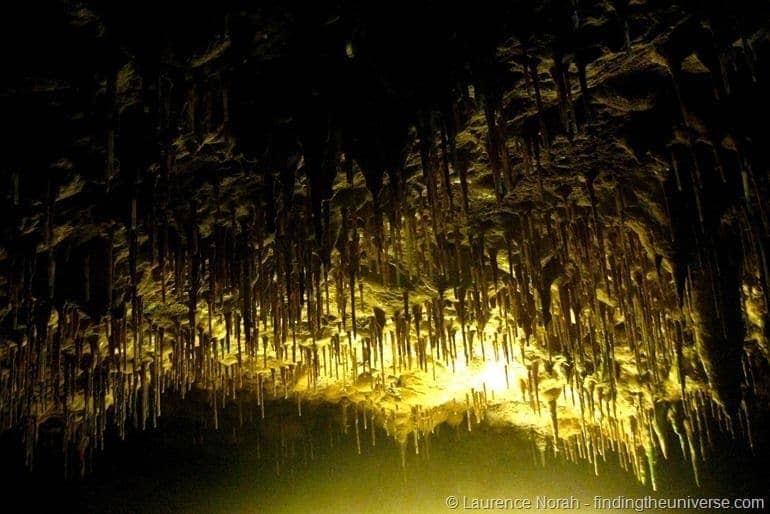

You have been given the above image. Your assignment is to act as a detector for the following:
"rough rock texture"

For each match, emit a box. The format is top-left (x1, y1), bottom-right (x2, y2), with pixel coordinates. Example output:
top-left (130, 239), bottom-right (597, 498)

top-left (1, 0), bottom-right (769, 486)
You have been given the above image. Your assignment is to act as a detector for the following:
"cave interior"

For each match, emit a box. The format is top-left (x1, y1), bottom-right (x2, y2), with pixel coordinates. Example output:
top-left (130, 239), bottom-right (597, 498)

top-left (1, 0), bottom-right (770, 510)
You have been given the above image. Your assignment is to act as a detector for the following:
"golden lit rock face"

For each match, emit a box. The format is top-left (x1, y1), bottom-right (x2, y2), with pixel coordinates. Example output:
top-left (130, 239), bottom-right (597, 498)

top-left (0, 0), bottom-right (768, 489)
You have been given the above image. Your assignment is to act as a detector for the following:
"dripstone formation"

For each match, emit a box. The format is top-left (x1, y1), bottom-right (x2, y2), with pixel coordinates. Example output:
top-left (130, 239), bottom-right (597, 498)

top-left (2, 0), bottom-right (769, 487)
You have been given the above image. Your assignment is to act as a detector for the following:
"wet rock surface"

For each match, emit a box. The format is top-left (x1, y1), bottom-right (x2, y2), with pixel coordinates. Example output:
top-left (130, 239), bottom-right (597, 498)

top-left (1, 0), bottom-right (769, 488)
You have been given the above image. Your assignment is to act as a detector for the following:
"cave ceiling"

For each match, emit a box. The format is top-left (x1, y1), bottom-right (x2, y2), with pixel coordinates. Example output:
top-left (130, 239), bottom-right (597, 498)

top-left (1, 0), bottom-right (769, 487)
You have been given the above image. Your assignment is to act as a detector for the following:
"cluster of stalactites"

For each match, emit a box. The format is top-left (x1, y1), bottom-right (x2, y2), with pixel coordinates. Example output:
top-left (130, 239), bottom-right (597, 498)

top-left (1, 9), bottom-right (768, 484)
top-left (0, 169), bottom-right (761, 483)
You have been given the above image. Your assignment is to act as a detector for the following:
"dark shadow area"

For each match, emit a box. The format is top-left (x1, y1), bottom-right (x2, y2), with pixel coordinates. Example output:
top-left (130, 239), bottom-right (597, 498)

top-left (1, 398), bottom-right (767, 513)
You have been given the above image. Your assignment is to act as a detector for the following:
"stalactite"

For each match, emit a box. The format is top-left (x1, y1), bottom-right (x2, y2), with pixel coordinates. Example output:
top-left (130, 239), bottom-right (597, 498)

top-left (551, 51), bottom-right (576, 138)
top-left (527, 55), bottom-right (549, 148)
